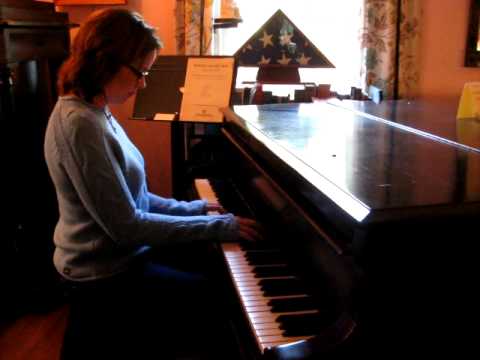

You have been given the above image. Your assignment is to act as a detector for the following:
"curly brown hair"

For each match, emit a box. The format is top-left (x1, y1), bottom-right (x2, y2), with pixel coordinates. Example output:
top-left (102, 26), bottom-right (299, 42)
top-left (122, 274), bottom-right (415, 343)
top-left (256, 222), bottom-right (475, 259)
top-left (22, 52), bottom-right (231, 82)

top-left (58, 8), bottom-right (163, 102)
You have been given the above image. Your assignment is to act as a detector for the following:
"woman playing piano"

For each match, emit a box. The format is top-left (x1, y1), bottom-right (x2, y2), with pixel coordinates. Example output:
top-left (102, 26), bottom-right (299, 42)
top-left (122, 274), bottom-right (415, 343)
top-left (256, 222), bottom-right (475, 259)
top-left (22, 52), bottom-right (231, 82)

top-left (44, 8), bottom-right (261, 359)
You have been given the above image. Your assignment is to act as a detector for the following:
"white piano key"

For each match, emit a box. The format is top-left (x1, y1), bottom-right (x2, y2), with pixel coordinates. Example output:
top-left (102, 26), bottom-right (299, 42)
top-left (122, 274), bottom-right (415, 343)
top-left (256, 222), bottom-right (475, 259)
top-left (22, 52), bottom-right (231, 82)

top-left (231, 269), bottom-right (254, 275)
top-left (232, 273), bottom-right (258, 281)
top-left (241, 294), bottom-right (310, 302)
top-left (256, 328), bottom-right (284, 336)
top-left (233, 273), bottom-right (258, 280)
top-left (195, 181), bottom-right (218, 204)
top-left (228, 264), bottom-right (253, 271)
top-left (234, 278), bottom-right (259, 284)
top-left (238, 289), bottom-right (264, 297)
top-left (225, 254), bottom-right (246, 259)
top-left (253, 322), bottom-right (281, 330)
top-left (241, 297), bottom-right (268, 305)
top-left (225, 260), bottom-right (248, 267)
top-left (237, 283), bottom-right (262, 290)
top-left (251, 315), bottom-right (279, 325)
top-left (226, 259), bottom-right (250, 266)
top-left (245, 305), bottom-right (272, 313)
top-left (241, 295), bottom-right (266, 302)
top-left (235, 279), bottom-right (259, 286)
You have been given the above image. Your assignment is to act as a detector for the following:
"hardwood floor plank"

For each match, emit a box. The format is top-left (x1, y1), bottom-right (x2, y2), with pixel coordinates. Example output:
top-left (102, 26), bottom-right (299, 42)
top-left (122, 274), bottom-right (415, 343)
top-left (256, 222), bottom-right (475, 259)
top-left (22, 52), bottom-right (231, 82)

top-left (0, 304), bottom-right (69, 360)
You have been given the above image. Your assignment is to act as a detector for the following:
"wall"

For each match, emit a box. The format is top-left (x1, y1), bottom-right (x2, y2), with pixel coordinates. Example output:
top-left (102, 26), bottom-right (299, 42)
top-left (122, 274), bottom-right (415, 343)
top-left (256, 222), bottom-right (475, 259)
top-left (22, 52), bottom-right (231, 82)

top-left (57, 0), bottom-right (176, 53)
top-left (56, 0), bottom-right (178, 196)
top-left (417, 0), bottom-right (479, 100)
top-left (58, 0), bottom-right (480, 99)
top-left (54, 0), bottom-right (480, 196)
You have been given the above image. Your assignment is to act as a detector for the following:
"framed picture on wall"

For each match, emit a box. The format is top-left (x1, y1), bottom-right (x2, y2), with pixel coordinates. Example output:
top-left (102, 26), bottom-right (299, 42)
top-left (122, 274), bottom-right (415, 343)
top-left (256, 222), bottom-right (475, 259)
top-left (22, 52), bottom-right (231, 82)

top-left (465, 0), bottom-right (480, 67)
top-left (55, 0), bottom-right (127, 5)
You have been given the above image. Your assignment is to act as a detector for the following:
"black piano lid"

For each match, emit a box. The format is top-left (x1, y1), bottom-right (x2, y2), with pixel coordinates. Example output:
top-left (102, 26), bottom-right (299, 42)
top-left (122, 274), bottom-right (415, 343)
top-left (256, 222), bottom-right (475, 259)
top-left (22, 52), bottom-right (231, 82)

top-left (328, 98), bottom-right (480, 153)
top-left (226, 102), bottom-right (480, 224)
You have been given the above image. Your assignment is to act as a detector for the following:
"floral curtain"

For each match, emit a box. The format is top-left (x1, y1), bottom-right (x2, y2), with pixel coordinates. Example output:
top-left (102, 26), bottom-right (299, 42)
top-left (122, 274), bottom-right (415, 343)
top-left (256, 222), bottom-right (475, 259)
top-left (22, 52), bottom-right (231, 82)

top-left (360, 0), bottom-right (421, 99)
top-left (175, 0), bottom-right (213, 55)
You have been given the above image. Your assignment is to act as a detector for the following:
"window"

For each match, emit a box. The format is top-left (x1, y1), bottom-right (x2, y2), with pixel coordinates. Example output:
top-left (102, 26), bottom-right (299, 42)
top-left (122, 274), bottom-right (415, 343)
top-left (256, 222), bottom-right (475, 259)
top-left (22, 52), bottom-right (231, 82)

top-left (213, 0), bottom-right (363, 95)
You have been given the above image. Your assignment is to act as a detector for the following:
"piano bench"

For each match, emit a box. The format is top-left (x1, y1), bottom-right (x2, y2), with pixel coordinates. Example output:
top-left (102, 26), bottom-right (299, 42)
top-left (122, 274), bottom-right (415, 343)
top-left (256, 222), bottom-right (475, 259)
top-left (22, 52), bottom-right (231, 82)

top-left (59, 277), bottom-right (159, 360)
top-left (58, 266), bottom-right (237, 360)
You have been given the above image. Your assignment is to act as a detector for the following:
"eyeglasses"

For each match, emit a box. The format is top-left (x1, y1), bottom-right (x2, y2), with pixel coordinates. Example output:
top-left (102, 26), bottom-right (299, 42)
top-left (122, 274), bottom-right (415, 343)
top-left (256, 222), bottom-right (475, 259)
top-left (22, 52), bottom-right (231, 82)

top-left (124, 63), bottom-right (149, 80)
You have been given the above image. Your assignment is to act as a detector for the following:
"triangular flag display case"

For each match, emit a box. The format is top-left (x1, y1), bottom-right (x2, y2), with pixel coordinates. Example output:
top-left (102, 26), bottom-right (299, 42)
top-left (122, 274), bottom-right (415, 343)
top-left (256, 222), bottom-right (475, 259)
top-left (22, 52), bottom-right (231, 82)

top-left (234, 9), bottom-right (334, 83)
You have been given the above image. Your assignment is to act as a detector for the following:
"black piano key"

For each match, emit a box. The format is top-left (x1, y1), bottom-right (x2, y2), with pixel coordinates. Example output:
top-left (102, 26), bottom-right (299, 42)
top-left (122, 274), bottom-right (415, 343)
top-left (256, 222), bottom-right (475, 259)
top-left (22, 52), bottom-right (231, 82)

top-left (267, 296), bottom-right (317, 313)
top-left (259, 278), bottom-right (306, 296)
top-left (239, 242), bottom-right (278, 251)
top-left (245, 251), bottom-right (286, 265)
top-left (277, 313), bottom-right (324, 327)
top-left (253, 265), bottom-right (291, 278)
top-left (282, 325), bottom-right (322, 336)
top-left (276, 313), bottom-right (326, 335)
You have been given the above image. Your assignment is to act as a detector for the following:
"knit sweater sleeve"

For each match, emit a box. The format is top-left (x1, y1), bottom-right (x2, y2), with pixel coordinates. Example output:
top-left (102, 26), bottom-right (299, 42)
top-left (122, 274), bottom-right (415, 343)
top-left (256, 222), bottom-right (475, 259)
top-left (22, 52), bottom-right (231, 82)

top-left (148, 193), bottom-right (207, 215)
top-left (60, 111), bottom-right (238, 248)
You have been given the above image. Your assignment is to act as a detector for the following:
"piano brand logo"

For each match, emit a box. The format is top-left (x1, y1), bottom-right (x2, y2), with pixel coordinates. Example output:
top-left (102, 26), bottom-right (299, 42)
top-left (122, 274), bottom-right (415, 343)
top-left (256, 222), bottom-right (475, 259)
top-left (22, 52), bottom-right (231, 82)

top-left (195, 108), bottom-right (212, 118)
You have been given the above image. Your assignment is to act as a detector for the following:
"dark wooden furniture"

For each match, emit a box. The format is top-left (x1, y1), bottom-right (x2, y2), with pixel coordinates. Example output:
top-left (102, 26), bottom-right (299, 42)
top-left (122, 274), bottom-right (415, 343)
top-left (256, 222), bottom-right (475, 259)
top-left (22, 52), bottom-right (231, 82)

top-left (1, 0), bottom-right (73, 318)
top-left (198, 100), bottom-right (479, 358)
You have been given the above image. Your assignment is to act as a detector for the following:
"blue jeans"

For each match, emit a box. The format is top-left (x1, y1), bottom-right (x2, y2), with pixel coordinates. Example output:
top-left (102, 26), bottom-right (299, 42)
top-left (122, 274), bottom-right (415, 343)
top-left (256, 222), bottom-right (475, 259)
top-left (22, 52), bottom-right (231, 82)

top-left (62, 256), bottom-right (234, 360)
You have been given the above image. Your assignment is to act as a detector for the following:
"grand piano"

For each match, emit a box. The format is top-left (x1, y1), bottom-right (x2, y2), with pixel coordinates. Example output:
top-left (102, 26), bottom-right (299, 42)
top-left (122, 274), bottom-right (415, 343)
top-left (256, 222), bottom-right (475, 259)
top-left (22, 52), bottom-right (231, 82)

top-left (134, 66), bottom-right (480, 357)
top-left (196, 99), bottom-right (480, 358)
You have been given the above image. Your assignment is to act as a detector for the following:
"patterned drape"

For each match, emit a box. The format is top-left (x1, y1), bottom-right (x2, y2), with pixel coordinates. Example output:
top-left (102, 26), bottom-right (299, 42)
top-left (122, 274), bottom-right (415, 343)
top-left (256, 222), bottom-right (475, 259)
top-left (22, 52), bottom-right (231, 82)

top-left (175, 0), bottom-right (213, 55)
top-left (360, 0), bottom-right (421, 99)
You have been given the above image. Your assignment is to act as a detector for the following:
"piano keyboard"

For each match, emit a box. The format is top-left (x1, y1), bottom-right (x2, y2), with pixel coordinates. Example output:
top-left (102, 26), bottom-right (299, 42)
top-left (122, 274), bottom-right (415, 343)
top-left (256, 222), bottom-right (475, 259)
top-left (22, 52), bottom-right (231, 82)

top-left (195, 178), bottom-right (325, 353)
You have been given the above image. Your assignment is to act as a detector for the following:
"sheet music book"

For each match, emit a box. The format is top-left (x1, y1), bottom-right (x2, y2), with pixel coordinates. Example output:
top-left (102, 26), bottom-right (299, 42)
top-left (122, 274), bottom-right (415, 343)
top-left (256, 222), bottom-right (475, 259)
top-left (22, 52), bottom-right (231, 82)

top-left (179, 57), bottom-right (235, 123)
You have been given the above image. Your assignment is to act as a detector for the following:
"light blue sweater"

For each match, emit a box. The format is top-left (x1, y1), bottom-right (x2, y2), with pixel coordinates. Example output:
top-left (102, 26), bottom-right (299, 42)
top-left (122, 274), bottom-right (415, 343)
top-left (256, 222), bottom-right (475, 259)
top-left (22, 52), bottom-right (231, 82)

top-left (44, 96), bottom-right (238, 281)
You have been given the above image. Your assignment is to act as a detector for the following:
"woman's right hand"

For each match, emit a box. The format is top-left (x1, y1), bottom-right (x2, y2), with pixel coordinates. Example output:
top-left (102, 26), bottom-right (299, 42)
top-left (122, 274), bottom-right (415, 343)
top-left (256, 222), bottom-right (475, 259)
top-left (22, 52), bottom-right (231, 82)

top-left (236, 216), bottom-right (264, 242)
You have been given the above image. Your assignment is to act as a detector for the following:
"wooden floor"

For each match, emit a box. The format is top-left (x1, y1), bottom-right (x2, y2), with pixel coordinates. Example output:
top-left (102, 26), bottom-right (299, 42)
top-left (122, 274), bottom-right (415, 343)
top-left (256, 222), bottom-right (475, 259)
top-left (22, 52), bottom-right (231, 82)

top-left (0, 304), bottom-right (69, 360)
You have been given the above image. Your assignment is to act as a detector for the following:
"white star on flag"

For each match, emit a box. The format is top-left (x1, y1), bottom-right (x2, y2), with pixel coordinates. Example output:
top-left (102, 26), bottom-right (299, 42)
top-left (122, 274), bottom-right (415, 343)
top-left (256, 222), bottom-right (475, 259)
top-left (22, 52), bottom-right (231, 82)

top-left (279, 33), bottom-right (293, 46)
top-left (296, 53), bottom-right (311, 65)
top-left (259, 31), bottom-right (274, 48)
top-left (277, 52), bottom-right (291, 65)
top-left (242, 43), bottom-right (253, 53)
top-left (257, 55), bottom-right (271, 65)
